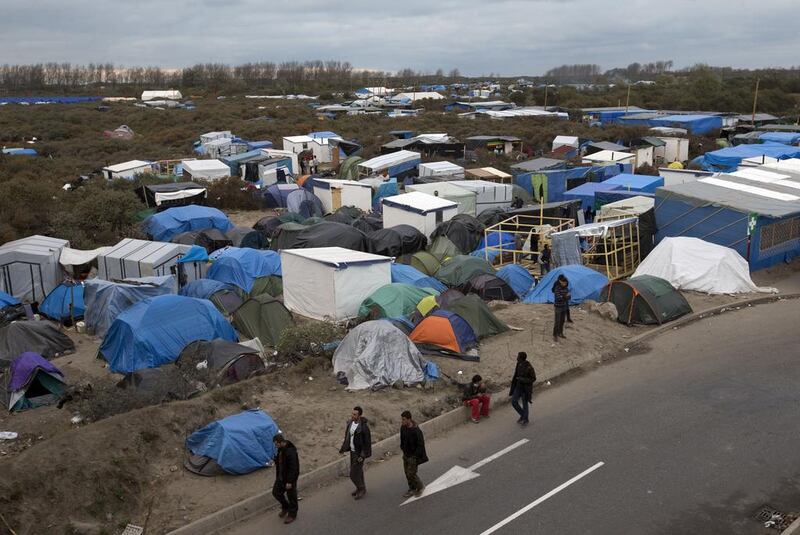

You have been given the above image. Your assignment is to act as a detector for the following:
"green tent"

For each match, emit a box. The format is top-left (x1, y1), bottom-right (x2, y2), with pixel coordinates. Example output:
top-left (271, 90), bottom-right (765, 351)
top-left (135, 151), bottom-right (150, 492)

top-left (339, 156), bottom-right (364, 180)
top-left (435, 255), bottom-right (496, 288)
top-left (249, 275), bottom-right (283, 298)
top-left (397, 251), bottom-right (441, 276)
top-left (445, 294), bottom-right (509, 339)
top-left (428, 235), bottom-right (461, 261)
top-left (601, 275), bottom-right (692, 326)
top-left (270, 222), bottom-right (308, 251)
top-left (232, 294), bottom-right (295, 346)
top-left (359, 284), bottom-right (439, 319)
top-left (209, 289), bottom-right (245, 317)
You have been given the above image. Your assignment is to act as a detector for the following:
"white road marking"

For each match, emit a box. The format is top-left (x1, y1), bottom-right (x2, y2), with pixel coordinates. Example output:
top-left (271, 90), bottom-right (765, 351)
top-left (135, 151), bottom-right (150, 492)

top-left (477, 461), bottom-right (605, 535)
top-left (402, 439), bottom-right (530, 505)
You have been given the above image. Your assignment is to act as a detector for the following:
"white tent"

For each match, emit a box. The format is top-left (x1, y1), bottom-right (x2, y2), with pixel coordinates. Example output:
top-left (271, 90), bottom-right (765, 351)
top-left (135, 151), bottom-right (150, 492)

top-left (141, 90), bottom-right (182, 101)
top-left (392, 92), bottom-right (444, 102)
top-left (102, 160), bottom-right (155, 180)
top-left (281, 247), bottom-right (391, 321)
top-left (552, 135), bottom-right (579, 151)
top-left (633, 237), bottom-right (777, 294)
top-left (419, 161), bottom-right (465, 179)
top-left (382, 192), bottom-right (458, 237)
top-left (406, 182), bottom-right (477, 215)
top-left (181, 159), bottom-right (230, 181)
top-left (358, 150), bottom-right (420, 177)
top-left (582, 150), bottom-right (635, 164)
top-left (0, 235), bottom-right (69, 302)
top-left (448, 180), bottom-right (513, 214)
top-left (97, 239), bottom-right (205, 282)
top-left (332, 320), bottom-right (426, 390)
top-left (312, 179), bottom-right (373, 214)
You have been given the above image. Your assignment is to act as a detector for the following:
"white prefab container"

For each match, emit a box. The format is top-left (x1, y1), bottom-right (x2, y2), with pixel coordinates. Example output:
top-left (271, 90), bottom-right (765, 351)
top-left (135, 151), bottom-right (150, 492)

top-left (283, 135), bottom-right (313, 155)
top-left (656, 137), bottom-right (689, 163)
top-left (0, 235), bottom-right (69, 303)
top-left (552, 135), bottom-right (579, 151)
top-left (181, 159), bottom-right (231, 181)
top-left (102, 160), bottom-right (155, 181)
top-left (97, 239), bottom-right (205, 282)
top-left (419, 161), bottom-right (465, 179)
top-left (405, 182), bottom-right (477, 216)
top-left (631, 146), bottom-right (654, 168)
top-left (200, 131), bottom-right (232, 146)
top-left (381, 192), bottom-right (458, 238)
top-left (313, 179), bottom-right (373, 214)
top-left (281, 247), bottom-right (391, 321)
top-left (448, 180), bottom-right (513, 214)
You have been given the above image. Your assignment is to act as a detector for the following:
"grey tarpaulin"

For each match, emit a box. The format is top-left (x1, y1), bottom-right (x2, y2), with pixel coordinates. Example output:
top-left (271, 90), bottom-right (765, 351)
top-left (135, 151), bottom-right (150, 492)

top-left (550, 232), bottom-right (581, 267)
top-left (332, 320), bottom-right (426, 391)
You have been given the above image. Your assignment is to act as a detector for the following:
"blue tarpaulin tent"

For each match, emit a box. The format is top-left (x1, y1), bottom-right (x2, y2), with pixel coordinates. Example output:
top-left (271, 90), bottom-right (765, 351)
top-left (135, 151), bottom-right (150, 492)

top-left (83, 276), bottom-right (176, 337)
top-left (286, 189), bottom-right (323, 218)
top-left (179, 279), bottom-right (237, 299)
top-left (562, 182), bottom-right (622, 210)
top-left (39, 281), bottom-right (85, 321)
top-left (99, 295), bottom-right (236, 373)
top-left (143, 206), bottom-right (233, 242)
top-left (186, 409), bottom-right (279, 475)
top-left (650, 114), bottom-right (722, 135)
top-left (602, 174), bottom-right (663, 194)
top-left (177, 245), bottom-right (210, 264)
top-left (207, 248), bottom-right (281, 293)
top-left (496, 265), bottom-right (535, 299)
top-left (0, 291), bottom-right (20, 308)
top-left (390, 264), bottom-right (447, 292)
top-left (477, 232), bottom-right (515, 251)
top-left (1, 148), bottom-right (37, 156)
top-left (523, 265), bottom-right (608, 304)
top-left (700, 142), bottom-right (800, 172)
top-left (759, 132), bottom-right (800, 145)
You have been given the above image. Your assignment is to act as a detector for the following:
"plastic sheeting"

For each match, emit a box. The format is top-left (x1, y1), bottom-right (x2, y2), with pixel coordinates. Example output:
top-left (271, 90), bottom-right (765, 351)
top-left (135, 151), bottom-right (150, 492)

top-left (207, 248), bottom-right (282, 293)
top-left (358, 284), bottom-right (438, 319)
top-left (186, 409), bottom-right (279, 475)
top-left (59, 247), bottom-right (112, 267)
top-left (100, 295), bottom-right (237, 373)
top-left (632, 237), bottom-right (777, 294)
top-left (332, 320), bottom-right (426, 390)
top-left (0, 321), bottom-right (75, 367)
top-left (84, 276), bottom-right (176, 337)
top-left (701, 142), bottom-right (800, 172)
top-left (367, 225), bottom-right (428, 257)
top-left (143, 206), bottom-right (234, 242)
top-left (523, 265), bottom-right (608, 304)
top-left (495, 264), bottom-right (535, 298)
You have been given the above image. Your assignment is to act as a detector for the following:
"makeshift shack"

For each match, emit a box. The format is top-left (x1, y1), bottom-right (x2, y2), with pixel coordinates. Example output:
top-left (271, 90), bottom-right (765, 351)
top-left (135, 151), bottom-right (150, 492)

top-left (405, 183), bottom-right (477, 216)
top-left (382, 192), bottom-right (458, 238)
top-left (448, 180), bottom-right (513, 214)
top-left (313, 179), bottom-right (373, 214)
top-left (181, 159), bottom-right (231, 181)
top-left (97, 239), bottom-right (202, 282)
top-left (0, 236), bottom-right (69, 303)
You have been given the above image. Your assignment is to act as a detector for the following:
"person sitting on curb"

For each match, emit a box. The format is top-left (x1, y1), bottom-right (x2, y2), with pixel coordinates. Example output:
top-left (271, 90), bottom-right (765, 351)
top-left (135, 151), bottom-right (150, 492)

top-left (462, 374), bottom-right (491, 423)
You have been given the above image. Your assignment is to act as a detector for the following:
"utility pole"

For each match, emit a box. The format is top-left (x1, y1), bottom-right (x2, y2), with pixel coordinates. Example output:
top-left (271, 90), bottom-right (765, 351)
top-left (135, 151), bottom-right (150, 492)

top-left (625, 83), bottom-right (631, 113)
top-left (751, 78), bottom-right (760, 125)
top-left (543, 85), bottom-right (548, 109)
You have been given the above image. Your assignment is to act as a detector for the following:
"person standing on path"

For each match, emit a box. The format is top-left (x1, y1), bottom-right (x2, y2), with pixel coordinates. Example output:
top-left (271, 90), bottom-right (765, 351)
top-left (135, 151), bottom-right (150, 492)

top-left (463, 374), bottom-right (491, 423)
top-left (540, 244), bottom-right (552, 275)
top-left (552, 274), bottom-right (571, 341)
top-left (400, 410), bottom-right (428, 498)
top-left (509, 351), bottom-right (537, 425)
top-left (272, 434), bottom-right (300, 524)
top-left (339, 406), bottom-right (372, 500)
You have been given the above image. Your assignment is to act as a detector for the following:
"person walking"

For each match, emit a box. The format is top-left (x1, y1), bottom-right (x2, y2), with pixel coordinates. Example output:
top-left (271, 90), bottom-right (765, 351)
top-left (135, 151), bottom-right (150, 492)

top-left (339, 406), bottom-right (372, 500)
top-left (463, 374), bottom-right (491, 423)
top-left (400, 410), bottom-right (428, 498)
top-left (552, 274), bottom-right (571, 341)
top-left (272, 434), bottom-right (300, 524)
top-left (509, 351), bottom-right (536, 425)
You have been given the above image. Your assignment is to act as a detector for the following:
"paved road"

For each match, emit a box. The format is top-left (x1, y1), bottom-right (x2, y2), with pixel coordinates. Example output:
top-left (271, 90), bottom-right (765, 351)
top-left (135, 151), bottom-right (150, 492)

top-left (227, 298), bottom-right (800, 535)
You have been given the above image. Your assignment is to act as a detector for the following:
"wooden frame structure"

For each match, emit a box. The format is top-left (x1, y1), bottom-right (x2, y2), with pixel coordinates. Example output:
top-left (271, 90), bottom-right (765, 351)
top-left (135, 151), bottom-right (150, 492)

top-left (483, 214), bottom-right (574, 275)
top-left (579, 217), bottom-right (641, 280)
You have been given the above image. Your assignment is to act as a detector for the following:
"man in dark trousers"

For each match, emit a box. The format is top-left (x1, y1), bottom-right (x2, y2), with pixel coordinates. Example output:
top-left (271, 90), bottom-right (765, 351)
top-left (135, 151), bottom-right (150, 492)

top-left (509, 351), bottom-right (536, 425)
top-left (552, 274), bottom-right (571, 341)
top-left (400, 410), bottom-right (428, 498)
top-left (540, 244), bottom-right (552, 275)
top-left (272, 433), bottom-right (300, 524)
top-left (339, 406), bottom-right (372, 500)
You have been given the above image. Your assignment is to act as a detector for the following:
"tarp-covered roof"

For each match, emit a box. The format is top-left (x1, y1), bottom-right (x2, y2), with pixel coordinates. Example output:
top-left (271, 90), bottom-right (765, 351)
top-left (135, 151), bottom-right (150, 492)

top-left (144, 206), bottom-right (233, 242)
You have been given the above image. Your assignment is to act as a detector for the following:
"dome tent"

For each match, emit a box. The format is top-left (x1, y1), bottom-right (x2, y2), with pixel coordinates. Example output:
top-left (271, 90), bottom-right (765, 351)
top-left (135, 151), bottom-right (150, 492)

top-left (332, 320), bottom-right (426, 391)
top-left (445, 294), bottom-right (509, 339)
top-left (39, 281), bottom-right (85, 323)
top-left (601, 275), bottom-right (692, 326)
top-left (100, 295), bottom-right (237, 374)
top-left (435, 255), bottom-right (495, 288)
top-left (185, 409), bottom-right (279, 476)
top-left (495, 264), bottom-right (535, 299)
top-left (1, 352), bottom-right (65, 411)
top-left (462, 273), bottom-right (517, 301)
top-left (0, 321), bottom-right (74, 368)
top-left (232, 294), bottom-right (294, 347)
top-left (291, 221), bottom-right (369, 252)
top-left (177, 340), bottom-right (265, 387)
top-left (410, 310), bottom-right (478, 358)
top-left (430, 214), bottom-right (486, 254)
top-left (367, 225), bottom-right (428, 258)
top-left (206, 248), bottom-right (282, 293)
top-left (84, 276), bottom-right (176, 337)
top-left (143, 205), bottom-right (233, 242)
top-left (523, 265), bottom-right (608, 305)
top-left (358, 284), bottom-right (439, 320)
top-left (396, 251), bottom-right (441, 276)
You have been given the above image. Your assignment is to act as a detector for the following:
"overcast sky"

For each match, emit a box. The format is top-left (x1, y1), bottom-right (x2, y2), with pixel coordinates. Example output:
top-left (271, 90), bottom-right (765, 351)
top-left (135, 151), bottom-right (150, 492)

top-left (2, 0), bottom-right (798, 76)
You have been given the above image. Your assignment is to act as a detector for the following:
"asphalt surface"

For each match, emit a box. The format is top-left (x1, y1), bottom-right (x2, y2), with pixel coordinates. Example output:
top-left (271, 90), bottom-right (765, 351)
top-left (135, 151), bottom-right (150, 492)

top-left (226, 298), bottom-right (800, 535)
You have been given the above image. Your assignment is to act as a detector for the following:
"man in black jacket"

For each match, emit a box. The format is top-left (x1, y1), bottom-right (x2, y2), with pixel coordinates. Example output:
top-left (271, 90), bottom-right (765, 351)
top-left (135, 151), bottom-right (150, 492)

top-left (400, 410), bottom-right (428, 498)
top-left (339, 406), bottom-right (372, 500)
top-left (509, 351), bottom-right (536, 425)
top-left (552, 274), bottom-right (571, 341)
top-left (272, 434), bottom-right (300, 524)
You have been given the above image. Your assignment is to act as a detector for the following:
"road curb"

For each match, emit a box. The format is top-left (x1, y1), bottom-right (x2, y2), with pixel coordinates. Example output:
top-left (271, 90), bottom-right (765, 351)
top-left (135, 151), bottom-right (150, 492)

top-left (167, 292), bottom-right (799, 535)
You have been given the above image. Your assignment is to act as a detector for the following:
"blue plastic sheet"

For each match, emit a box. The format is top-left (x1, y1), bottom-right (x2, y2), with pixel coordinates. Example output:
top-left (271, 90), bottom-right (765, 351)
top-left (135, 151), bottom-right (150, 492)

top-left (207, 248), bottom-right (281, 292)
top-left (701, 142), bottom-right (800, 172)
top-left (495, 265), bottom-right (535, 299)
top-left (83, 276), bottom-right (176, 337)
top-left (186, 409), bottom-right (279, 475)
top-left (39, 282), bottom-right (85, 321)
top-left (143, 206), bottom-right (233, 242)
top-left (523, 266), bottom-right (608, 304)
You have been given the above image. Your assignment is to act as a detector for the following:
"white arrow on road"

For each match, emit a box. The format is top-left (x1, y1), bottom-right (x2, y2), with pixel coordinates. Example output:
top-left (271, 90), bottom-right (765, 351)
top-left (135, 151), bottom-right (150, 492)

top-left (401, 439), bottom-right (529, 505)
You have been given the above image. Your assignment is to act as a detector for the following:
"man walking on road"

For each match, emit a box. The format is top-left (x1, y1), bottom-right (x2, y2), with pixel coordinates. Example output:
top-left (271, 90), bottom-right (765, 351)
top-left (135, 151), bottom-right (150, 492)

top-left (272, 434), bottom-right (300, 524)
top-left (400, 410), bottom-right (428, 498)
top-left (510, 351), bottom-right (537, 425)
top-left (552, 274), bottom-right (571, 341)
top-left (463, 374), bottom-right (491, 423)
top-left (339, 406), bottom-right (372, 500)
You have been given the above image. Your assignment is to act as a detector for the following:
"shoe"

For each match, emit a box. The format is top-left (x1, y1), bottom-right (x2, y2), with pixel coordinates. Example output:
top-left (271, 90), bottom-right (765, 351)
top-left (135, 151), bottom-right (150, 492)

top-left (278, 510), bottom-right (288, 518)
top-left (559, 334), bottom-right (567, 339)
top-left (354, 490), bottom-right (366, 500)
top-left (553, 336), bottom-right (559, 342)
top-left (403, 490), bottom-right (415, 498)
top-left (483, 414), bottom-right (490, 419)
top-left (284, 516), bottom-right (296, 525)
top-left (566, 319), bottom-right (574, 323)
top-left (471, 418), bottom-right (480, 424)
top-left (520, 419), bottom-right (529, 426)
top-left (414, 486), bottom-right (425, 497)
top-left (516, 417), bottom-right (523, 423)
top-left (351, 490), bottom-right (358, 497)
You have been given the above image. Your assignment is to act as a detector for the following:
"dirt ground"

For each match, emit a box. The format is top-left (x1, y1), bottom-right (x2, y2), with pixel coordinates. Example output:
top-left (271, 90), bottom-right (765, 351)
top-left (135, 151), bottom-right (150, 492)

top-left (1, 261), bottom-right (797, 535)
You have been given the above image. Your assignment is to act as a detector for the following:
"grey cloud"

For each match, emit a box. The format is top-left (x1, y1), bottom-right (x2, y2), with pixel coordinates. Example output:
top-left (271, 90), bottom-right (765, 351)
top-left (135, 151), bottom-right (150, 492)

top-left (0, 0), bottom-right (797, 74)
